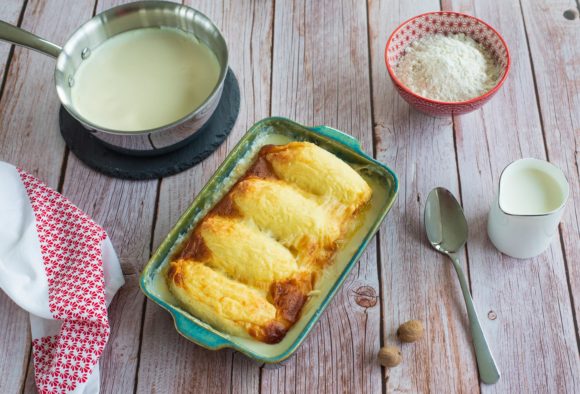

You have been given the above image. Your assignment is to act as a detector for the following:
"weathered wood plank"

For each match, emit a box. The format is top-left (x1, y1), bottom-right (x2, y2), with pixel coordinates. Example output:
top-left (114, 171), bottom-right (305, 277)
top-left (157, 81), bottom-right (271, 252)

top-left (0, 0), bottom-right (24, 86)
top-left (520, 0), bottom-right (580, 335)
top-left (367, 0), bottom-right (481, 392)
top-left (22, 355), bottom-right (37, 394)
top-left (442, 0), bottom-right (580, 391)
top-left (0, 0), bottom-right (92, 183)
top-left (57, 0), bottom-right (161, 392)
top-left (135, 1), bottom-right (273, 392)
top-left (0, 2), bottom-right (30, 392)
top-left (0, 288), bottom-right (32, 394)
top-left (260, 0), bottom-right (382, 393)
top-left (0, 1), bottom-right (94, 393)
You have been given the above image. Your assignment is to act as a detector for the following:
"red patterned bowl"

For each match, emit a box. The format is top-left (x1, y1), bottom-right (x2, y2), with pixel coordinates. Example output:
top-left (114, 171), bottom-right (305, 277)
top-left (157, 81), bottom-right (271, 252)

top-left (385, 11), bottom-right (510, 116)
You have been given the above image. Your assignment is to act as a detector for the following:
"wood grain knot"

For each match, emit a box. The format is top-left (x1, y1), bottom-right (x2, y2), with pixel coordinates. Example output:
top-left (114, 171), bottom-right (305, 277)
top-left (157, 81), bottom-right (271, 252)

top-left (353, 286), bottom-right (378, 308)
top-left (487, 311), bottom-right (497, 320)
top-left (563, 9), bottom-right (578, 20)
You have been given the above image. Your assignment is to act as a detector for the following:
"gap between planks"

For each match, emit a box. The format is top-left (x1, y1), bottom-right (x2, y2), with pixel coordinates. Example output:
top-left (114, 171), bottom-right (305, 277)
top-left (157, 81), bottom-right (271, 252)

top-left (516, 0), bottom-right (580, 353)
top-left (364, 1), bottom-right (392, 393)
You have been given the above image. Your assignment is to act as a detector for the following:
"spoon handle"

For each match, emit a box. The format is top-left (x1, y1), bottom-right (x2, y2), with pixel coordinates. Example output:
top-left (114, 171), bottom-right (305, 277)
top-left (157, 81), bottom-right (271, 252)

top-left (449, 253), bottom-right (501, 384)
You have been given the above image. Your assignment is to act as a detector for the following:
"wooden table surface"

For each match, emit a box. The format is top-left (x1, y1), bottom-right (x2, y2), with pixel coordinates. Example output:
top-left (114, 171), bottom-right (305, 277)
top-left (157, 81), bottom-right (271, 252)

top-left (1, 0), bottom-right (579, 393)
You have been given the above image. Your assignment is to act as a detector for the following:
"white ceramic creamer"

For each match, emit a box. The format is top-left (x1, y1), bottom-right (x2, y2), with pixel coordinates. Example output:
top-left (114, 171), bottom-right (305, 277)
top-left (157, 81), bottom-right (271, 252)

top-left (487, 158), bottom-right (569, 259)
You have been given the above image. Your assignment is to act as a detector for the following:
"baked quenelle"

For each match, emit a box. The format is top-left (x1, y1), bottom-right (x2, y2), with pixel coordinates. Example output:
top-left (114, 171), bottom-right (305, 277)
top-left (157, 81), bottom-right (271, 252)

top-left (167, 142), bottom-right (372, 343)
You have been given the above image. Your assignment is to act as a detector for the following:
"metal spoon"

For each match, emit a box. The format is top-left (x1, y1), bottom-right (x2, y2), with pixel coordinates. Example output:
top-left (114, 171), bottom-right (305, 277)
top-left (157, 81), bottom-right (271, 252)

top-left (424, 187), bottom-right (500, 385)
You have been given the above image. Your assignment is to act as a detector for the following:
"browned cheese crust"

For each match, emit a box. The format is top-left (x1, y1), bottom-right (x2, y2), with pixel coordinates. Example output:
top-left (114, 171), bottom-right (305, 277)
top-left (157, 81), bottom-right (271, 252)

top-left (167, 142), bottom-right (372, 344)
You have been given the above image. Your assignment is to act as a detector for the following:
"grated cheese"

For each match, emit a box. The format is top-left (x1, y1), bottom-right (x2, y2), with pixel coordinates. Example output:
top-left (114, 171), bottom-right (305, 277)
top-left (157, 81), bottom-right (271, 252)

top-left (394, 33), bottom-right (500, 102)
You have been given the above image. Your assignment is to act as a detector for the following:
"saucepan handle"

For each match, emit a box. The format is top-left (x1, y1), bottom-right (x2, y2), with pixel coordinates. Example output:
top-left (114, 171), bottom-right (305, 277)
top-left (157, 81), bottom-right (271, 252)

top-left (0, 20), bottom-right (61, 58)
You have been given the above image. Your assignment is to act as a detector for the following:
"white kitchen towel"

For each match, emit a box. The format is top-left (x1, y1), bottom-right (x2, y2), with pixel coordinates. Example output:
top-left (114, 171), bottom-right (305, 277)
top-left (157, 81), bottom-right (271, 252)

top-left (0, 162), bottom-right (124, 393)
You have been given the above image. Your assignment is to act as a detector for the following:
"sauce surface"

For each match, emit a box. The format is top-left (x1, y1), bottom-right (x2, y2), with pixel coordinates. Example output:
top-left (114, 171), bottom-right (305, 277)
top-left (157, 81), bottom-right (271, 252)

top-left (500, 167), bottom-right (564, 215)
top-left (71, 27), bottom-right (221, 132)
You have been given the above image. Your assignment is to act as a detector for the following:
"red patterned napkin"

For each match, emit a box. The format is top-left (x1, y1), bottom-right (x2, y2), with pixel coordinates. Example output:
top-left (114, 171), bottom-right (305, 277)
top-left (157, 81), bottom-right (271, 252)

top-left (0, 163), bottom-right (124, 393)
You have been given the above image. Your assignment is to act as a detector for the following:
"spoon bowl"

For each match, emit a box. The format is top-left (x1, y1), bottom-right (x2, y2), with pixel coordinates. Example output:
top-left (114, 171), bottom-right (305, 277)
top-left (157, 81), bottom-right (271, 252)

top-left (425, 187), bottom-right (468, 253)
top-left (424, 187), bottom-right (500, 385)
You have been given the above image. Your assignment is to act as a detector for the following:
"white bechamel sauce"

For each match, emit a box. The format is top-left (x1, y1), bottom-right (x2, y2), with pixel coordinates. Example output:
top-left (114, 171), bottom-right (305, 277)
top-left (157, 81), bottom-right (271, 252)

top-left (500, 167), bottom-right (565, 215)
top-left (145, 132), bottom-right (392, 358)
top-left (71, 27), bottom-right (220, 132)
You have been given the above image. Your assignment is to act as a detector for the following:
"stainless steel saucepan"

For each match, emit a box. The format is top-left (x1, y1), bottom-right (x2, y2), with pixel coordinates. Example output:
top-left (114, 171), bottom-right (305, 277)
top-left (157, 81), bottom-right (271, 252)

top-left (0, 1), bottom-right (229, 155)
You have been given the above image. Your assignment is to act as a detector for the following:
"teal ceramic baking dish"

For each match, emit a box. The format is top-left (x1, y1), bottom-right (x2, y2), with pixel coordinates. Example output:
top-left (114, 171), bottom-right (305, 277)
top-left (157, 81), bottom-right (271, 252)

top-left (139, 117), bottom-right (398, 363)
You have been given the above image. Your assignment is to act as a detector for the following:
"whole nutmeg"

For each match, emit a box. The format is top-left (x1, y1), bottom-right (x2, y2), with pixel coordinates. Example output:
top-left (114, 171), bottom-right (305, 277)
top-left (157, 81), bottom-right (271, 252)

top-left (377, 346), bottom-right (402, 367)
top-left (397, 319), bottom-right (424, 343)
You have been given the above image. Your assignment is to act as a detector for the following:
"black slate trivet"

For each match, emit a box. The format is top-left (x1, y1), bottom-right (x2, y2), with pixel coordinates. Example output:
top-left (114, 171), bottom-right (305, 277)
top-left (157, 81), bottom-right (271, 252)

top-left (60, 69), bottom-right (240, 180)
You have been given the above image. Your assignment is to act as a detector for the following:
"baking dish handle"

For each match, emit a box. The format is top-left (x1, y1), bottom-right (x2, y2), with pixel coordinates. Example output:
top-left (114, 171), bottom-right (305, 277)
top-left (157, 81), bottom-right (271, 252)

top-left (173, 313), bottom-right (231, 349)
top-left (310, 125), bottom-right (364, 154)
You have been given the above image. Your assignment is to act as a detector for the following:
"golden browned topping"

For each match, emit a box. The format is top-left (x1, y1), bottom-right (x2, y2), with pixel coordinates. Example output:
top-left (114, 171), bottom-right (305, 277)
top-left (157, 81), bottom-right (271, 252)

top-left (167, 262), bottom-right (183, 286)
top-left (209, 194), bottom-right (241, 217)
top-left (250, 321), bottom-right (287, 344)
top-left (270, 274), bottom-right (312, 324)
top-left (397, 320), bottom-right (424, 343)
top-left (175, 231), bottom-right (211, 261)
top-left (166, 142), bottom-right (372, 344)
top-left (244, 146), bottom-right (279, 179)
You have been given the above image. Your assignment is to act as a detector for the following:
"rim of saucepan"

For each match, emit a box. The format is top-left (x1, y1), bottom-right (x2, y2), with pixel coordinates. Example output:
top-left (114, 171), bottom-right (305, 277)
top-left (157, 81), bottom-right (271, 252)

top-left (384, 11), bottom-right (511, 106)
top-left (56, 0), bottom-right (229, 136)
